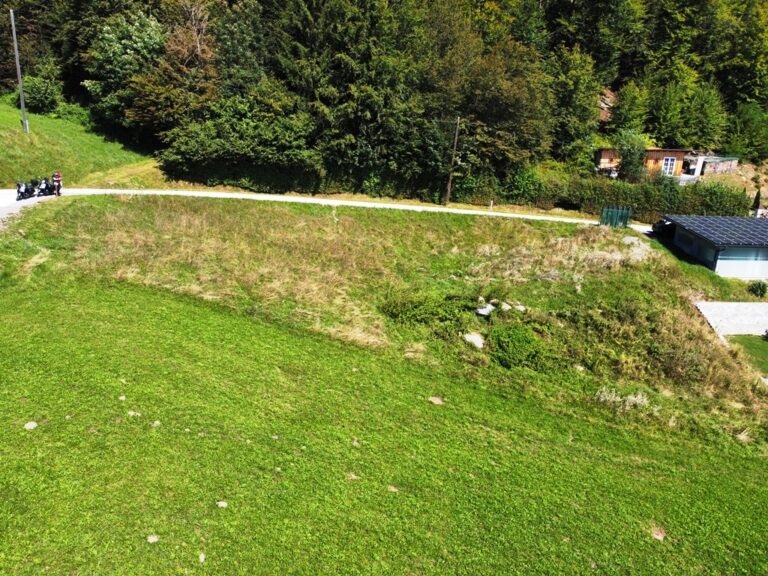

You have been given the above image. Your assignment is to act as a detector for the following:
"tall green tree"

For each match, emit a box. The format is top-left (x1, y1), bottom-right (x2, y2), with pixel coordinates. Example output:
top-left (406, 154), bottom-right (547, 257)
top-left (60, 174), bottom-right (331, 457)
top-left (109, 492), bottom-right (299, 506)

top-left (549, 45), bottom-right (600, 162)
top-left (610, 81), bottom-right (648, 133)
top-left (81, 11), bottom-right (165, 128)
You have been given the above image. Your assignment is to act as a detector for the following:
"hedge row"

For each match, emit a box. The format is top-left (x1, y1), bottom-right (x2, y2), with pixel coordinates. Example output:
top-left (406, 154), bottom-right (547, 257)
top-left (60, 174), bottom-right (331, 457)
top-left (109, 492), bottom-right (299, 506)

top-left (498, 170), bottom-right (751, 222)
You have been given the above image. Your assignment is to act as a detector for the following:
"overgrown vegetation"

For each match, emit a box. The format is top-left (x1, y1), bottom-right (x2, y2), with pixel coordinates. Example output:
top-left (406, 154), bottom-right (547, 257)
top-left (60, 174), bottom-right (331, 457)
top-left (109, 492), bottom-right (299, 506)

top-left (1, 0), bottom-right (765, 204)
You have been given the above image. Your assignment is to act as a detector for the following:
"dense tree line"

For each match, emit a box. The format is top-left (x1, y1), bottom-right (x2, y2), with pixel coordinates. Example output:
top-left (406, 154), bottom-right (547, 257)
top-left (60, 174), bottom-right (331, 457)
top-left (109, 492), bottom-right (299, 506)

top-left (1, 0), bottom-right (767, 200)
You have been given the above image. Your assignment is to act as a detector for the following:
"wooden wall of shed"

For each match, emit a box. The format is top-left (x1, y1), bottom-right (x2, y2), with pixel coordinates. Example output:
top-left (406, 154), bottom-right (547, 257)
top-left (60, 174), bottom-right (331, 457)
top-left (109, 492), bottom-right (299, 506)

top-left (644, 151), bottom-right (687, 176)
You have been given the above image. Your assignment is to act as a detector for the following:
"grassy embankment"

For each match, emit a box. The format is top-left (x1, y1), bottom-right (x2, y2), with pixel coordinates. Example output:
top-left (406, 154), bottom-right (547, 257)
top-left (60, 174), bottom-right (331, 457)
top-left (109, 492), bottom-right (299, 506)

top-left (731, 335), bottom-right (768, 376)
top-left (0, 195), bottom-right (766, 573)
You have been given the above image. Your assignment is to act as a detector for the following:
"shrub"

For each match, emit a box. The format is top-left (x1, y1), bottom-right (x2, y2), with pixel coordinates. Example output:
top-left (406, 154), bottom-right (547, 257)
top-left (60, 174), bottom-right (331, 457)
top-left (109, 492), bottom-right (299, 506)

top-left (749, 281), bottom-right (768, 298)
top-left (487, 324), bottom-right (546, 370)
top-left (20, 75), bottom-right (62, 114)
top-left (380, 291), bottom-right (475, 339)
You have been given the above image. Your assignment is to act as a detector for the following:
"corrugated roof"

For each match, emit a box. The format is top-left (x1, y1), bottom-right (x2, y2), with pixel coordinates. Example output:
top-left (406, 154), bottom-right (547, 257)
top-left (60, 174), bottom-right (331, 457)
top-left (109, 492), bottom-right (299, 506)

top-left (665, 215), bottom-right (768, 248)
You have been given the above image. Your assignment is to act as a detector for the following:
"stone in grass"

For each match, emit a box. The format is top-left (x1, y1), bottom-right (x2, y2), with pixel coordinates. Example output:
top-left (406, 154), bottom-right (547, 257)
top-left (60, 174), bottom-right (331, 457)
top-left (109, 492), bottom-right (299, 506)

top-left (500, 302), bottom-right (513, 312)
top-left (346, 472), bottom-right (361, 481)
top-left (118, 395), bottom-right (126, 402)
top-left (651, 525), bottom-right (666, 541)
top-left (463, 332), bottom-right (485, 349)
top-left (199, 553), bottom-right (206, 563)
top-left (216, 500), bottom-right (228, 509)
top-left (514, 304), bottom-right (527, 313)
top-left (151, 420), bottom-right (161, 428)
top-left (475, 303), bottom-right (496, 317)
top-left (127, 411), bottom-right (141, 417)
top-left (388, 485), bottom-right (399, 493)
top-left (428, 396), bottom-right (445, 406)
top-left (147, 535), bottom-right (159, 544)
top-left (24, 421), bottom-right (38, 431)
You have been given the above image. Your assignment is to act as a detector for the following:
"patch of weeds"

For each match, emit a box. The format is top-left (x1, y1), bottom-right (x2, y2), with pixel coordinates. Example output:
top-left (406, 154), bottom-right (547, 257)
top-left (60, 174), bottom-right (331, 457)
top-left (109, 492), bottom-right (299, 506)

top-left (487, 323), bottom-right (550, 370)
top-left (748, 280), bottom-right (767, 299)
top-left (595, 386), bottom-right (651, 413)
top-left (380, 289), bottom-right (477, 339)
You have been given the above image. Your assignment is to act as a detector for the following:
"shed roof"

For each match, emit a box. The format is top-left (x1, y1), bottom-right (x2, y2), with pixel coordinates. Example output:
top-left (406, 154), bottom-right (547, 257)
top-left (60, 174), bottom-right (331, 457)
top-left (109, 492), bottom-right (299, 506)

top-left (665, 215), bottom-right (768, 248)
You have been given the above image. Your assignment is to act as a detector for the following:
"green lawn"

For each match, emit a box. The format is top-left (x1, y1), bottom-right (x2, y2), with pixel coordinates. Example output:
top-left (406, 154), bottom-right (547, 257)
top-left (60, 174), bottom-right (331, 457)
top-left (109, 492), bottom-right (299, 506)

top-left (0, 197), bottom-right (767, 573)
top-left (731, 335), bottom-right (768, 375)
top-left (0, 102), bottom-right (146, 187)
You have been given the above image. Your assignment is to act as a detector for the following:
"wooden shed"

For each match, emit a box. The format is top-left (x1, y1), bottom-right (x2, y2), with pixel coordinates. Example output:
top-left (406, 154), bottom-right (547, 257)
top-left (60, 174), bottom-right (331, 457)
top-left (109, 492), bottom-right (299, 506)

top-left (595, 148), bottom-right (694, 177)
top-left (643, 148), bottom-right (691, 177)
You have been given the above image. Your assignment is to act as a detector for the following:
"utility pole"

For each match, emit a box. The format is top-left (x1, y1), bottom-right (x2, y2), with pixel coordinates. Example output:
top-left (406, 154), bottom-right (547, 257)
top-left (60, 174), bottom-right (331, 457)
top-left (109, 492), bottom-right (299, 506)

top-left (444, 115), bottom-right (461, 205)
top-left (10, 9), bottom-right (29, 134)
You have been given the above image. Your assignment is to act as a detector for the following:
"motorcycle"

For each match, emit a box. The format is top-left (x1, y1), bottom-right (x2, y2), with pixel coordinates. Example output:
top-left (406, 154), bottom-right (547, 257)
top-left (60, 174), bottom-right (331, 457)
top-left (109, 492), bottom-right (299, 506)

top-left (16, 180), bottom-right (37, 201)
top-left (37, 177), bottom-right (53, 197)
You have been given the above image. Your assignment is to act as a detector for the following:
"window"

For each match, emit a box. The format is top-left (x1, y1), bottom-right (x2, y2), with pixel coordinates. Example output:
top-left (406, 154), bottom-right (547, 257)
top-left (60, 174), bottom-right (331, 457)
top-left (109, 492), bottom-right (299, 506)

top-left (662, 157), bottom-right (676, 176)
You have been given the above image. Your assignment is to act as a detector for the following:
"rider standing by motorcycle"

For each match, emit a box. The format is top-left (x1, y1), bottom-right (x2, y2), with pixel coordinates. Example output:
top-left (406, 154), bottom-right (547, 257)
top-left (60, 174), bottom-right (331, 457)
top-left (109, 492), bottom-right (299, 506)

top-left (52, 171), bottom-right (62, 196)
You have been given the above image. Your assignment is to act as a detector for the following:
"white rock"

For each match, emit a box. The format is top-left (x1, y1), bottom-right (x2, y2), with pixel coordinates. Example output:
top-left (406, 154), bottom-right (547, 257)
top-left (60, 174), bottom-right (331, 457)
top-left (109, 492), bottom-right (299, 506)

top-left (199, 553), bottom-right (206, 563)
top-left (147, 535), bottom-right (159, 544)
top-left (127, 411), bottom-right (141, 417)
top-left (118, 395), bottom-right (126, 402)
top-left (476, 304), bottom-right (496, 317)
top-left (514, 304), bottom-right (527, 313)
top-left (216, 500), bottom-right (228, 508)
top-left (151, 420), bottom-right (161, 428)
top-left (463, 332), bottom-right (485, 349)
top-left (500, 302), bottom-right (513, 312)
top-left (271, 434), bottom-right (279, 440)
top-left (428, 396), bottom-right (445, 406)
top-left (388, 485), bottom-right (399, 493)
top-left (24, 421), bottom-right (37, 431)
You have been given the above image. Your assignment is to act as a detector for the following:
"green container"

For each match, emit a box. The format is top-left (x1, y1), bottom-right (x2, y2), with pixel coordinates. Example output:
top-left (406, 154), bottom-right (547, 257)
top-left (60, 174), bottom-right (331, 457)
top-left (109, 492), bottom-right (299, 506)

top-left (600, 206), bottom-right (632, 228)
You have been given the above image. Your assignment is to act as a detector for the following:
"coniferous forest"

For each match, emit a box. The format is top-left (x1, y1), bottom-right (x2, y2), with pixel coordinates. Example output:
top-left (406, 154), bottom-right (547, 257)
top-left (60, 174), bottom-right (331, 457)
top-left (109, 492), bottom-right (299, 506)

top-left (1, 0), bottom-right (766, 208)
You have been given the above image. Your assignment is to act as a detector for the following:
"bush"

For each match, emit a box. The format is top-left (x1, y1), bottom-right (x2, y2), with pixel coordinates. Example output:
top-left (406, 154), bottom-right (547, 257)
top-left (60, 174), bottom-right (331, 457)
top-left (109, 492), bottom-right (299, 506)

top-left (487, 324), bottom-right (547, 370)
top-left (20, 75), bottom-right (62, 114)
top-left (380, 291), bottom-right (475, 339)
top-left (748, 281), bottom-right (768, 298)
top-left (500, 167), bottom-right (750, 222)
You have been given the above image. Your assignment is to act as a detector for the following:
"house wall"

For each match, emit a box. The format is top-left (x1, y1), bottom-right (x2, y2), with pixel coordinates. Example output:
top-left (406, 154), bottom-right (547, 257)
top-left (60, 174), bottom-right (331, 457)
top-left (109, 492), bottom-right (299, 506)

top-left (715, 247), bottom-right (768, 280)
top-left (645, 150), bottom-right (687, 177)
top-left (702, 159), bottom-right (739, 175)
top-left (673, 227), bottom-right (717, 269)
top-left (595, 149), bottom-right (621, 171)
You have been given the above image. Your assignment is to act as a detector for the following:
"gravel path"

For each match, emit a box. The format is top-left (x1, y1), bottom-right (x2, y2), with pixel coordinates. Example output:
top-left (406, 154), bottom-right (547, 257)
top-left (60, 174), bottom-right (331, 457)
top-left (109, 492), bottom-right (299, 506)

top-left (0, 188), bottom-right (652, 232)
top-left (696, 302), bottom-right (768, 336)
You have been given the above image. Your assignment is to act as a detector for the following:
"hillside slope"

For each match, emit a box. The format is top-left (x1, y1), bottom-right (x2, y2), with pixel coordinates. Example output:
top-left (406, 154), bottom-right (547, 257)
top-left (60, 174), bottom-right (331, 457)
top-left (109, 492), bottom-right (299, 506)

top-left (0, 102), bottom-right (146, 187)
top-left (0, 197), bottom-right (766, 573)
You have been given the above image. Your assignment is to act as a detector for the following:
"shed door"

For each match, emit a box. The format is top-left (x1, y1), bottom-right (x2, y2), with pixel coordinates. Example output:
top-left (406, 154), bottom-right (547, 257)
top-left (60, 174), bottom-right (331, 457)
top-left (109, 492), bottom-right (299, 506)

top-left (662, 157), bottom-right (676, 176)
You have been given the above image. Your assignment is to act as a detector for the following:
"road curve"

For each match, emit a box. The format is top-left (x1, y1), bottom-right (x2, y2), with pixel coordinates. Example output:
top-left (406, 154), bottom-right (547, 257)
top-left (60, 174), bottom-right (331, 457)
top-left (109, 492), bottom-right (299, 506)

top-left (0, 188), bottom-right (653, 233)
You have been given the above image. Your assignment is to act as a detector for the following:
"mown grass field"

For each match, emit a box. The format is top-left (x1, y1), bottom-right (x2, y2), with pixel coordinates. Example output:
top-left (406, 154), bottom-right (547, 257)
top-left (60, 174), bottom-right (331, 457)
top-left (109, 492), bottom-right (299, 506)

top-left (1, 196), bottom-right (767, 574)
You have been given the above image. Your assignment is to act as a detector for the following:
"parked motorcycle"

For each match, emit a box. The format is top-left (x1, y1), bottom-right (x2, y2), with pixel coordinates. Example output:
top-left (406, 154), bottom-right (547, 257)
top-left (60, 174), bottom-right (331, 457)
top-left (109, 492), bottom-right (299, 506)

top-left (37, 177), bottom-right (53, 197)
top-left (16, 180), bottom-right (37, 201)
